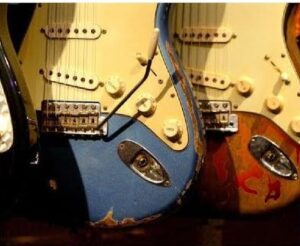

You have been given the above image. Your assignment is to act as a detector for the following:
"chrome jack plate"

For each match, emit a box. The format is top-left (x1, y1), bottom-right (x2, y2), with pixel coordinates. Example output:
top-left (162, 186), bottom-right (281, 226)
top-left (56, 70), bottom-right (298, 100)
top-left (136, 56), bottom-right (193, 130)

top-left (117, 140), bottom-right (171, 186)
top-left (248, 135), bottom-right (298, 180)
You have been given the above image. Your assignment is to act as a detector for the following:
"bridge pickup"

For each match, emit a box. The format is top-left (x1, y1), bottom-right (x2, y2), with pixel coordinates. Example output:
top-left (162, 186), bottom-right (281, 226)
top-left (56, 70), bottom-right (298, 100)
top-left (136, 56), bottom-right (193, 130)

top-left (198, 100), bottom-right (238, 132)
top-left (43, 22), bottom-right (101, 39)
top-left (178, 27), bottom-right (233, 43)
top-left (43, 68), bottom-right (100, 90)
top-left (41, 101), bottom-right (107, 136)
top-left (187, 68), bottom-right (231, 90)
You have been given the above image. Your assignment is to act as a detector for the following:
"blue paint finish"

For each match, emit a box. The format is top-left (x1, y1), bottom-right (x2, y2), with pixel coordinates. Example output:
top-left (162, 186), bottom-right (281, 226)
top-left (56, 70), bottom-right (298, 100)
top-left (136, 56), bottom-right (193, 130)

top-left (42, 4), bottom-right (204, 224)
top-left (155, 3), bottom-right (205, 140)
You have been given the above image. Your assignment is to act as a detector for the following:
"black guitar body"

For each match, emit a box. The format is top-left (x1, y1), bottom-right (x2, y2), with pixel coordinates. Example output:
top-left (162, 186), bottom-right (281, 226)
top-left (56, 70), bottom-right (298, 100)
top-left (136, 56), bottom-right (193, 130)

top-left (0, 4), bottom-right (38, 215)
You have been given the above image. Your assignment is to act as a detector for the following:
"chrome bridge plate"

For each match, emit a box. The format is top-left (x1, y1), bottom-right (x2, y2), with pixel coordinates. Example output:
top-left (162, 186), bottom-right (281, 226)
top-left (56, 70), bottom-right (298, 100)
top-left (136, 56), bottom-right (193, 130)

top-left (249, 135), bottom-right (298, 180)
top-left (198, 100), bottom-right (238, 132)
top-left (41, 100), bottom-right (107, 136)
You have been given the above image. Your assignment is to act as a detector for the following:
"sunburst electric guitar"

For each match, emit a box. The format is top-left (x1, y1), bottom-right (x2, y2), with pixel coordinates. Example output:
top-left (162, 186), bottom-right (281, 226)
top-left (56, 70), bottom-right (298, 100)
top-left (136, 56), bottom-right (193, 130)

top-left (18, 3), bottom-right (205, 226)
top-left (169, 3), bottom-right (300, 214)
top-left (0, 4), bottom-right (38, 214)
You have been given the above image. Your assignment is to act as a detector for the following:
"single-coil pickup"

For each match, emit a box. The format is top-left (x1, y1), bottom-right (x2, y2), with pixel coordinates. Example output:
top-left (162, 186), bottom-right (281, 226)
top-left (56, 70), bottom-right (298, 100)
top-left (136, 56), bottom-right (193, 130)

top-left (187, 68), bottom-right (231, 90)
top-left (41, 100), bottom-right (106, 136)
top-left (42, 68), bottom-right (100, 90)
top-left (179, 27), bottom-right (233, 43)
top-left (0, 81), bottom-right (13, 153)
top-left (43, 23), bottom-right (101, 39)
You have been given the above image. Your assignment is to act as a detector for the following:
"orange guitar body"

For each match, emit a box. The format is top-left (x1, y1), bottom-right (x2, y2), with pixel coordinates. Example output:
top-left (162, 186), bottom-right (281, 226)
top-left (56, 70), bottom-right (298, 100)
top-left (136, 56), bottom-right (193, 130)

top-left (169, 3), bottom-right (300, 214)
top-left (198, 112), bottom-right (300, 214)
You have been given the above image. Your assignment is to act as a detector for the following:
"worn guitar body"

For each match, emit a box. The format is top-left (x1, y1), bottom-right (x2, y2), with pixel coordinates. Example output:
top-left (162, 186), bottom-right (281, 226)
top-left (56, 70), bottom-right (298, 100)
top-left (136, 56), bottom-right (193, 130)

top-left (19, 3), bottom-right (205, 226)
top-left (0, 4), bottom-right (38, 214)
top-left (169, 3), bottom-right (300, 213)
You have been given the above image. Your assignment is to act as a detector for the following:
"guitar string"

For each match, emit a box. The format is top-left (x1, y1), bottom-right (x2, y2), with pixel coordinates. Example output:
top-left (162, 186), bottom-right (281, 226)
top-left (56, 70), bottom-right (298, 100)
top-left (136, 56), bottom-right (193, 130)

top-left (44, 3), bottom-right (50, 119)
top-left (53, 4), bottom-right (57, 104)
top-left (58, 3), bottom-right (62, 103)
top-left (84, 3), bottom-right (87, 102)
top-left (93, 3), bottom-right (96, 104)
top-left (78, 3), bottom-right (84, 100)
top-left (196, 3), bottom-right (201, 103)
top-left (66, 3), bottom-right (71, 103)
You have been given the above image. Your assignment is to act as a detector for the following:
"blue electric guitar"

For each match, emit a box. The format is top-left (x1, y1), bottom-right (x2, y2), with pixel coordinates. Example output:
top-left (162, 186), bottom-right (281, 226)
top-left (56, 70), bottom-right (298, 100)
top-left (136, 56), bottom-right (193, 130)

top-left (18, 3), bottom-right (205, 227)
top-left (0, 4), bottom-right (38, 215)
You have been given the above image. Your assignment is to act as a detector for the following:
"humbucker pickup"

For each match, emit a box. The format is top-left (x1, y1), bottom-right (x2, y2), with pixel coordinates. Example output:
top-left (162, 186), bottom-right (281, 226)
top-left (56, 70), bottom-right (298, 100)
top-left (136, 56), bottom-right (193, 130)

top-left (41, 100), bottom-right (107, 136)
top-left (198, 100), bottom-right (238, 132)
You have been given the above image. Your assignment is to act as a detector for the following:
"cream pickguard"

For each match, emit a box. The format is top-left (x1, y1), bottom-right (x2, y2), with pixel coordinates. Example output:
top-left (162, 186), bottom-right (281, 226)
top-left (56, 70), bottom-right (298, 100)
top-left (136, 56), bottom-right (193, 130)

top-left (170, 3), bottom-right (300, 143)
top-left (17, 3), bottom-right (205, 225)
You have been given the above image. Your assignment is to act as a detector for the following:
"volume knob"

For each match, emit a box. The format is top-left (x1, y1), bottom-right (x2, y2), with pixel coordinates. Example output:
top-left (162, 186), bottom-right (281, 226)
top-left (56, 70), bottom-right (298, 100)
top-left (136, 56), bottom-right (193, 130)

top-left (163, 119), bottom-right (183, 141)
top-left (290, 118), bottom-right (300, 136)
top-left (105, 75), bottom-right (124, 97)
top-left (265, 96), bottom-right (283, 114)
top-left (236, 76), bottom-right (254, 97)
top-left (136, 93), bottom-right (157, 116)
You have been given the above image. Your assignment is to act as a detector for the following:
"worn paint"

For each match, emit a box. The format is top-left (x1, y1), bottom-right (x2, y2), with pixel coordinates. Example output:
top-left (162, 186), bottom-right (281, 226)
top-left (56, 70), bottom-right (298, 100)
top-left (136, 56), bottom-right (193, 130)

top-left (90, 210), bottom-right (136, 228)
top-left (165, 41), bottom-right (205, 161)
top-left (91, 210), bottom-right (162, 228)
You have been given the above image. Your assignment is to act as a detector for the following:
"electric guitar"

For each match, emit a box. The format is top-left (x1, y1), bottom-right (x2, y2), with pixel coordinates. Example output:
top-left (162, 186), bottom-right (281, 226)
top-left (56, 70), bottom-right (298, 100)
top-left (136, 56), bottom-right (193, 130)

top-left (0, 4), bottom-right (38, 214)
top-left (169, 3), bottom-right (300, 214)
top-left (18, 3), bottom-right (205, 227)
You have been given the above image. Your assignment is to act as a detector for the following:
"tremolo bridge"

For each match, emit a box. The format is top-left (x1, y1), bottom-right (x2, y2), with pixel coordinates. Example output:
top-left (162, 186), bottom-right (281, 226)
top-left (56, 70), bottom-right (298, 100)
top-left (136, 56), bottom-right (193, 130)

top-left (41, 101), bottom-right (107, 136)
top-left (198, 100), bottom-right (238, 132)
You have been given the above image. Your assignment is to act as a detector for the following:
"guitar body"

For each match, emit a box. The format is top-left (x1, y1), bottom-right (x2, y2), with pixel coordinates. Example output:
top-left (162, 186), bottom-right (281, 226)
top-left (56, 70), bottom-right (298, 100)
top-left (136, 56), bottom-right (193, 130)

top-left (201, 112), bottom-right (300, 214)
top-left (169, 3), bottom-right (300, 213)
top-left (0, 4), bottom-right (38, 214)
top-left (19, 3), bottom-right (205, 226)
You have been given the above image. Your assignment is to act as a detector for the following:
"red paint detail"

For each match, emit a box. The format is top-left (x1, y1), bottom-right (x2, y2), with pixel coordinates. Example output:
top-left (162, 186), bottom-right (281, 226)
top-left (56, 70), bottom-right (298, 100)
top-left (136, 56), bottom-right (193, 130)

top-left (265, 175), bottom-right (281, 202)
top-left (237, 165), bottom-right (264, 195)
top-left (214, 159), bottom-right (228, 184)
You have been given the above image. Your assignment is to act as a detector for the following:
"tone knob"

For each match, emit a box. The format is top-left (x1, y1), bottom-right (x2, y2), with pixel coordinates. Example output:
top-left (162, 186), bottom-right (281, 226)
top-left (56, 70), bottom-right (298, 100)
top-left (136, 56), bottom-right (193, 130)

top-left (280, 72), bottom-right (290, 84)
top-left (136, 93), bottom-right (157, 116)
top-left (265, 96), bottom-right (283, 114)
top-left (290, 118), bottom-right (300, 136)
top-left (105, 75), bottom-right (124, 97)
top-left (163, 119), bottom-right (183, 141)
top-left (236, 76), bottom-right (254, 97)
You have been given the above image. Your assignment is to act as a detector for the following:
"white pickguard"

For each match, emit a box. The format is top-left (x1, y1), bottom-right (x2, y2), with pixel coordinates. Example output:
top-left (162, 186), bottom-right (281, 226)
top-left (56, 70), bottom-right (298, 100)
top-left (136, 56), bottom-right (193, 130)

top-left (169, 3), bottom-right (300, 143)
top-left (19, 3), bottom-right (189, 151)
